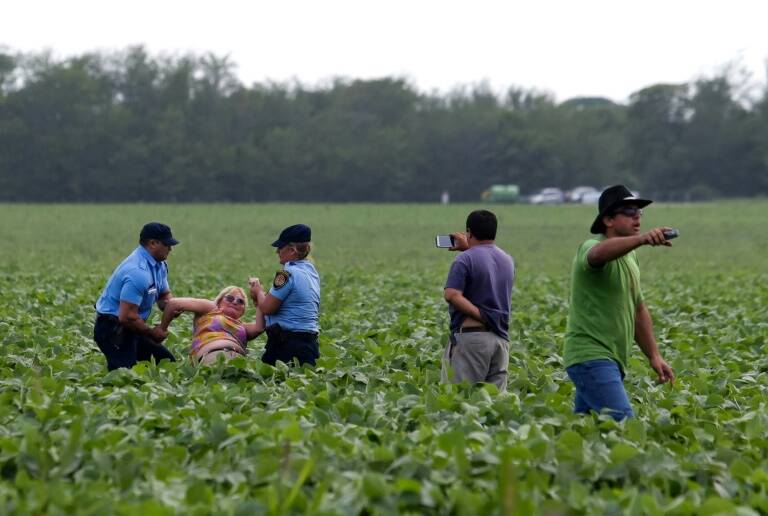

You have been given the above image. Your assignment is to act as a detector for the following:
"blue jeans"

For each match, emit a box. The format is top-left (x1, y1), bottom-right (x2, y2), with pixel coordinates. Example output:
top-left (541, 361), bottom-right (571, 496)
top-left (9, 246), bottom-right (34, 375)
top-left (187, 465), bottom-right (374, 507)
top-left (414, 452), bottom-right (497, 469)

top-left (566, 359), bottom-right (634, 421)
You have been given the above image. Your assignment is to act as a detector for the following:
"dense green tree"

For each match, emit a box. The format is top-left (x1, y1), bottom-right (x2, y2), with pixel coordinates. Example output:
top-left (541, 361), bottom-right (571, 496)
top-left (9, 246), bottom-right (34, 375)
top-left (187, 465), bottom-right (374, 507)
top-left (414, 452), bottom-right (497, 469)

top-left (625, 83), bottom-right (691, 196)
top-left (0, 48), bottom-right (766, 202)
top-left (553, 98), bottom-right (628, 189)
top-left (0, 52), bottom-right (16, 97)
top-left (681, 77), bottom-right (764, 198)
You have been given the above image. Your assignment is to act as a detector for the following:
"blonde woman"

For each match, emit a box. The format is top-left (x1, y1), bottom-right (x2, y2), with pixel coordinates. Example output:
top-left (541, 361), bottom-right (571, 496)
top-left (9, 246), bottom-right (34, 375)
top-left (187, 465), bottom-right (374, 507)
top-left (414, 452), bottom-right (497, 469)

top-left (161, 285), bottom-right (265, 365)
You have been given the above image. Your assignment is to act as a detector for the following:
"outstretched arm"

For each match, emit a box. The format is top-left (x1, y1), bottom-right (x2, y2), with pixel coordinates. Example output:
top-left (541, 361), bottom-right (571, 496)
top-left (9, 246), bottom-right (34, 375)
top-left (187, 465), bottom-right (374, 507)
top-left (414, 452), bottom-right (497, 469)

top-left (245, 307), bottom-right (266, 340)
top-left (160, 297), bottom-right (217, 331)
top-left (635, 302), bottom-right (675, 384)
top-left (588, 227), bottom-right (672, 268)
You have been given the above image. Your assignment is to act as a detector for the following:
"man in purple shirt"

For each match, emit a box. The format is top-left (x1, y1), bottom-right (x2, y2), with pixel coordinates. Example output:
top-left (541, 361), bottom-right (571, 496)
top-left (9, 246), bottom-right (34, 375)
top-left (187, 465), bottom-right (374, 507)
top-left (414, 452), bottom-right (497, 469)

top-left (441, 210), bottom-right (515, 391)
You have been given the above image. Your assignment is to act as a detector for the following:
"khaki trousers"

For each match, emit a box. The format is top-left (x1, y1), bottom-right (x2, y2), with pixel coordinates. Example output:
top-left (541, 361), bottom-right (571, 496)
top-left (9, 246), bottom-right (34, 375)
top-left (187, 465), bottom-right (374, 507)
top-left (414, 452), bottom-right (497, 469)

top-left (441, 331), bottom-right (509, 392)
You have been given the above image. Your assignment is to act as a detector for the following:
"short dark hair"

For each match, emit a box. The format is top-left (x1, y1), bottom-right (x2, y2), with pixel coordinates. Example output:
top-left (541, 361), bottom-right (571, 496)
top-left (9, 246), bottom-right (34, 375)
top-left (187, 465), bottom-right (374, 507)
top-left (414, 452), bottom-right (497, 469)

top-left (466, 210), bottom-right (497, 240)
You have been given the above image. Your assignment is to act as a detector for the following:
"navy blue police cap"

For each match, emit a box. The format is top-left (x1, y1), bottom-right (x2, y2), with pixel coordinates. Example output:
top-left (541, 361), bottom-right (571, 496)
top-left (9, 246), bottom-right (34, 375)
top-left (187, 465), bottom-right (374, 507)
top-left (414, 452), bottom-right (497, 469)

top-left (272, 224), bottom-right (311, 248)
top-left (140, 222), bottom-right (179, 246)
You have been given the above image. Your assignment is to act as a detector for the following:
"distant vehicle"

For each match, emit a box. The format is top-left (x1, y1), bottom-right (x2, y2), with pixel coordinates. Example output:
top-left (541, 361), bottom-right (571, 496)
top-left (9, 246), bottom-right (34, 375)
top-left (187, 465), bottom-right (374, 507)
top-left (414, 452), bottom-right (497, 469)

top-left (565, 186), bottom-right (598, 203)
top-left (482, 184), bottom-right (520, 203)
top-left (580, 191), bottom-right (601, 204)
top-left (528, 188), bottom-right (565, 205)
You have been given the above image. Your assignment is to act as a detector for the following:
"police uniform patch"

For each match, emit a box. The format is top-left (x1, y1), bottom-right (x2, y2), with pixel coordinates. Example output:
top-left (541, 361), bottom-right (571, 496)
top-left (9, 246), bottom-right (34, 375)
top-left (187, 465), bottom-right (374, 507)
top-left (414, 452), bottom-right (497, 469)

top-left (273, 270), bottom-right (291, 289)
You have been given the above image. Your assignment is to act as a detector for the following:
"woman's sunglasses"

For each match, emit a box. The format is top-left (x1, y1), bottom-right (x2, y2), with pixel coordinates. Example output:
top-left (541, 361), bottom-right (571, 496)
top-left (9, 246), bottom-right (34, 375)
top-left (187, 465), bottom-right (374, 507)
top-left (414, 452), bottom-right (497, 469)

top-left (223, 294), bottom-right (245, 306)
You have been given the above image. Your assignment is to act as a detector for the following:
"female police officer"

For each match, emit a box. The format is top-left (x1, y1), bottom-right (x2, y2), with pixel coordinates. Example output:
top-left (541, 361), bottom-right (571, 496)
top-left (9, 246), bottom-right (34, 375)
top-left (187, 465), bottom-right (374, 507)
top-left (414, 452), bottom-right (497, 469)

top-left (249, 224), bottom-right (320, 366)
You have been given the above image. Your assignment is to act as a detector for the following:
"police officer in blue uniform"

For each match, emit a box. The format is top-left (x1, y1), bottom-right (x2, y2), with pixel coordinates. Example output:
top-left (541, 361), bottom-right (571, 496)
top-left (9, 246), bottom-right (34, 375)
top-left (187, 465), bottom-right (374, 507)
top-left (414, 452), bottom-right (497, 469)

top-left (249, 224), bottom-right (320, 366)
top-left (94, 222), bottom-right (178, 370)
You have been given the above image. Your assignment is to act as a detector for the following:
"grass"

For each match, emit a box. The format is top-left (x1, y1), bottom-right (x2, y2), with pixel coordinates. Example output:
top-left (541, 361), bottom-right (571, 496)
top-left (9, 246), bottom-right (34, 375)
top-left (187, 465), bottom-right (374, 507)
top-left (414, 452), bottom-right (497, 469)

top-left (4, 200), bottom-right (767, 273)
top-left (0, 200), bottom-right (767, 514)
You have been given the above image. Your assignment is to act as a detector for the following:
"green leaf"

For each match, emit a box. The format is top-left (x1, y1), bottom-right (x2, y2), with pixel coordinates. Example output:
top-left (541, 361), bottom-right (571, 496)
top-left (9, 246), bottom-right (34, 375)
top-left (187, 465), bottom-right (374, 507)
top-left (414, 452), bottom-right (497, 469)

top-left (610, 443), bottom-right (639, 463)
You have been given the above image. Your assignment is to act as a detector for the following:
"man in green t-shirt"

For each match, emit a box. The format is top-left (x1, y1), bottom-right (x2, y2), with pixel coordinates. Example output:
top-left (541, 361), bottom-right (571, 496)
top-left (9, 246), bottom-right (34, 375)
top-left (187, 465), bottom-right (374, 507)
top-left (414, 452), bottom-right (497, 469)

top-left (563, 185), bottom-right (675, 420)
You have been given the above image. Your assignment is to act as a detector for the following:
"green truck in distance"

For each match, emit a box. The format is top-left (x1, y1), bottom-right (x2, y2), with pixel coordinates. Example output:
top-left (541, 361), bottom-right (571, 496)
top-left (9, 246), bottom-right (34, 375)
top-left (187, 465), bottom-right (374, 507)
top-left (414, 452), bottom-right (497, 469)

top-left (482, 184), bottom-right (520, 203)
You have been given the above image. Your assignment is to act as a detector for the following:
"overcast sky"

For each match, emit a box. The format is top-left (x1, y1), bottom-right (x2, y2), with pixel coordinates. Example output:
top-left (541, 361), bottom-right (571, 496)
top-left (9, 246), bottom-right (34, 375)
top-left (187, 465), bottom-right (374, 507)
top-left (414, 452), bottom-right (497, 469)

top-left (3, 0), bottom-right (767, 102)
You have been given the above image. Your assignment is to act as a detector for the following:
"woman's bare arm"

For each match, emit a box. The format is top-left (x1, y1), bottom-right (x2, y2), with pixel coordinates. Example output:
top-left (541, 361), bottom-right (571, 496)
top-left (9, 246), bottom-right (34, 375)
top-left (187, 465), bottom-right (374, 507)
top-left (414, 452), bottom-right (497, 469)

top-left (244, 307), bottom-right (266, 340)
top-left (161, 297), bottom-right (217, 331)
top-left (249, 277), bottom-right (283, 315)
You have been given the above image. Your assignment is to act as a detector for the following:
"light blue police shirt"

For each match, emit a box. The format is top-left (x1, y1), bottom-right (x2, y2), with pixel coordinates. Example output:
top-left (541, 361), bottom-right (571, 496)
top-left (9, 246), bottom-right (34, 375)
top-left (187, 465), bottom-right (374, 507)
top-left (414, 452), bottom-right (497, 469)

top-left (95, 246), bottom-right (170, 321)
top-left (266, 260), bottom-right (320, 333)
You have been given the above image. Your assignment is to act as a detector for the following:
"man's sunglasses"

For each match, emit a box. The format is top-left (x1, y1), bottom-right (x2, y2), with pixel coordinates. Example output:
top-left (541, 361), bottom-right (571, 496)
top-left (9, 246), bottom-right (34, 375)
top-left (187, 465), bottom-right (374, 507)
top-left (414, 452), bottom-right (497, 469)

top-left (223, 294), bottom-right (245, 306)
top-left (613, 206), bottom-right (643, 218)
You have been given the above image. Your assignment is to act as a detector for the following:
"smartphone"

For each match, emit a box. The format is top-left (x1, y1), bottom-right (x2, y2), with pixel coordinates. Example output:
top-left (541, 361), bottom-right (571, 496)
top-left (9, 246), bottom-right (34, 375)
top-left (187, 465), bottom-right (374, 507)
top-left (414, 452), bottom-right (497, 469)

top-left (663, 229), bottom-right (680, 240)
top-left (435, 235), bottom-right (455, 248)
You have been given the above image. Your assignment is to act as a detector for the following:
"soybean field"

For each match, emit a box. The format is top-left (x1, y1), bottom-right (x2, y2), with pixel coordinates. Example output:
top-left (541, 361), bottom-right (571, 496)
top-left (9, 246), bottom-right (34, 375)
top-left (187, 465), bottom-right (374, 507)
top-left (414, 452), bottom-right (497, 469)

top-left (1, 201), bottom-right (767, 514)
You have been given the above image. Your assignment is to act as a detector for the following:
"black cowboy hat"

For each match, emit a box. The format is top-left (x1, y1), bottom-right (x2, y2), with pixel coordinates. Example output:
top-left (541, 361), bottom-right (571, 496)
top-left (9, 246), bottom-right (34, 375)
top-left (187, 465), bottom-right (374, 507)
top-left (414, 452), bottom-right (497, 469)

top-left (590, 185), bottom-right (653, 234)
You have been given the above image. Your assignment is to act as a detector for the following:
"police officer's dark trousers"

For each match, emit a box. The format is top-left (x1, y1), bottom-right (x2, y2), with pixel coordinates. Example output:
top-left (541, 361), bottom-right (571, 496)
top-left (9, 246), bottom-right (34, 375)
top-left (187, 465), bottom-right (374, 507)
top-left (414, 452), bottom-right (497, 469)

top-left (94, 314), bottom-right (176, 371)
top-left (263, 324), bottom-right (319, 366)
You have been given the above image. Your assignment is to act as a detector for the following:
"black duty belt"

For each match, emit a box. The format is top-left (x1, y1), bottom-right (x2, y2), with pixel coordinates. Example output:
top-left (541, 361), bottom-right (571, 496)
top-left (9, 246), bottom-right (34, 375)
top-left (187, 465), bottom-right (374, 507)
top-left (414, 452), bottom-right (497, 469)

top-left (266, 324), bottom-right (318, 342)
top-left (284, 330), bottom-right (318, 341)
top-left (96, 313), bottom-right (119, 324)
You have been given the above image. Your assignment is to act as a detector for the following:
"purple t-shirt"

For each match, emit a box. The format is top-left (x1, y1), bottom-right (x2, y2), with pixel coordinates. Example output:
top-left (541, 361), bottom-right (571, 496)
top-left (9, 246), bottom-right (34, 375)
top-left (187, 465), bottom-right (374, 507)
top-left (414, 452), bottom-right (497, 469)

top-left (445, 244), bottom-right (515, 340)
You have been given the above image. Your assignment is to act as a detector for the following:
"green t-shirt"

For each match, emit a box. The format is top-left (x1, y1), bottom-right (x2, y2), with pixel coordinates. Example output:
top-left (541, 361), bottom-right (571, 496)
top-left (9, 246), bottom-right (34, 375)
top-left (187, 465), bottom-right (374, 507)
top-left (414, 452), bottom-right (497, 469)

top-left (563, 237), bottom-right (643, 374)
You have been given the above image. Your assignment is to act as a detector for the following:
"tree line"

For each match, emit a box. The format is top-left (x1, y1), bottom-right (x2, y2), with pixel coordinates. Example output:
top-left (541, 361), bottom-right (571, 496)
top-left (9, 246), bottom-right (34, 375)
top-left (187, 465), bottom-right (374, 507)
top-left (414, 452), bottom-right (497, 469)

top-left (0, 46), bottom-right (766, 202)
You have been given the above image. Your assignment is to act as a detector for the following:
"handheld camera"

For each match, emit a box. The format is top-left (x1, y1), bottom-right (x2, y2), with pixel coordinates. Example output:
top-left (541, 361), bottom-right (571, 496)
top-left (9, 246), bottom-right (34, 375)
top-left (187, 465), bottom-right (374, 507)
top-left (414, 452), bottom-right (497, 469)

top-left (435, 235), bottom-right (455, 248)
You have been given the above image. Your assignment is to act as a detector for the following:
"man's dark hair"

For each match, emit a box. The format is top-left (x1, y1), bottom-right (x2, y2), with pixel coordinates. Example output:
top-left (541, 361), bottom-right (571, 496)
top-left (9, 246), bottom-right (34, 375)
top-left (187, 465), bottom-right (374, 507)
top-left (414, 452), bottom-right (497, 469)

top-left (466, 210), bottom-right (497, 240)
